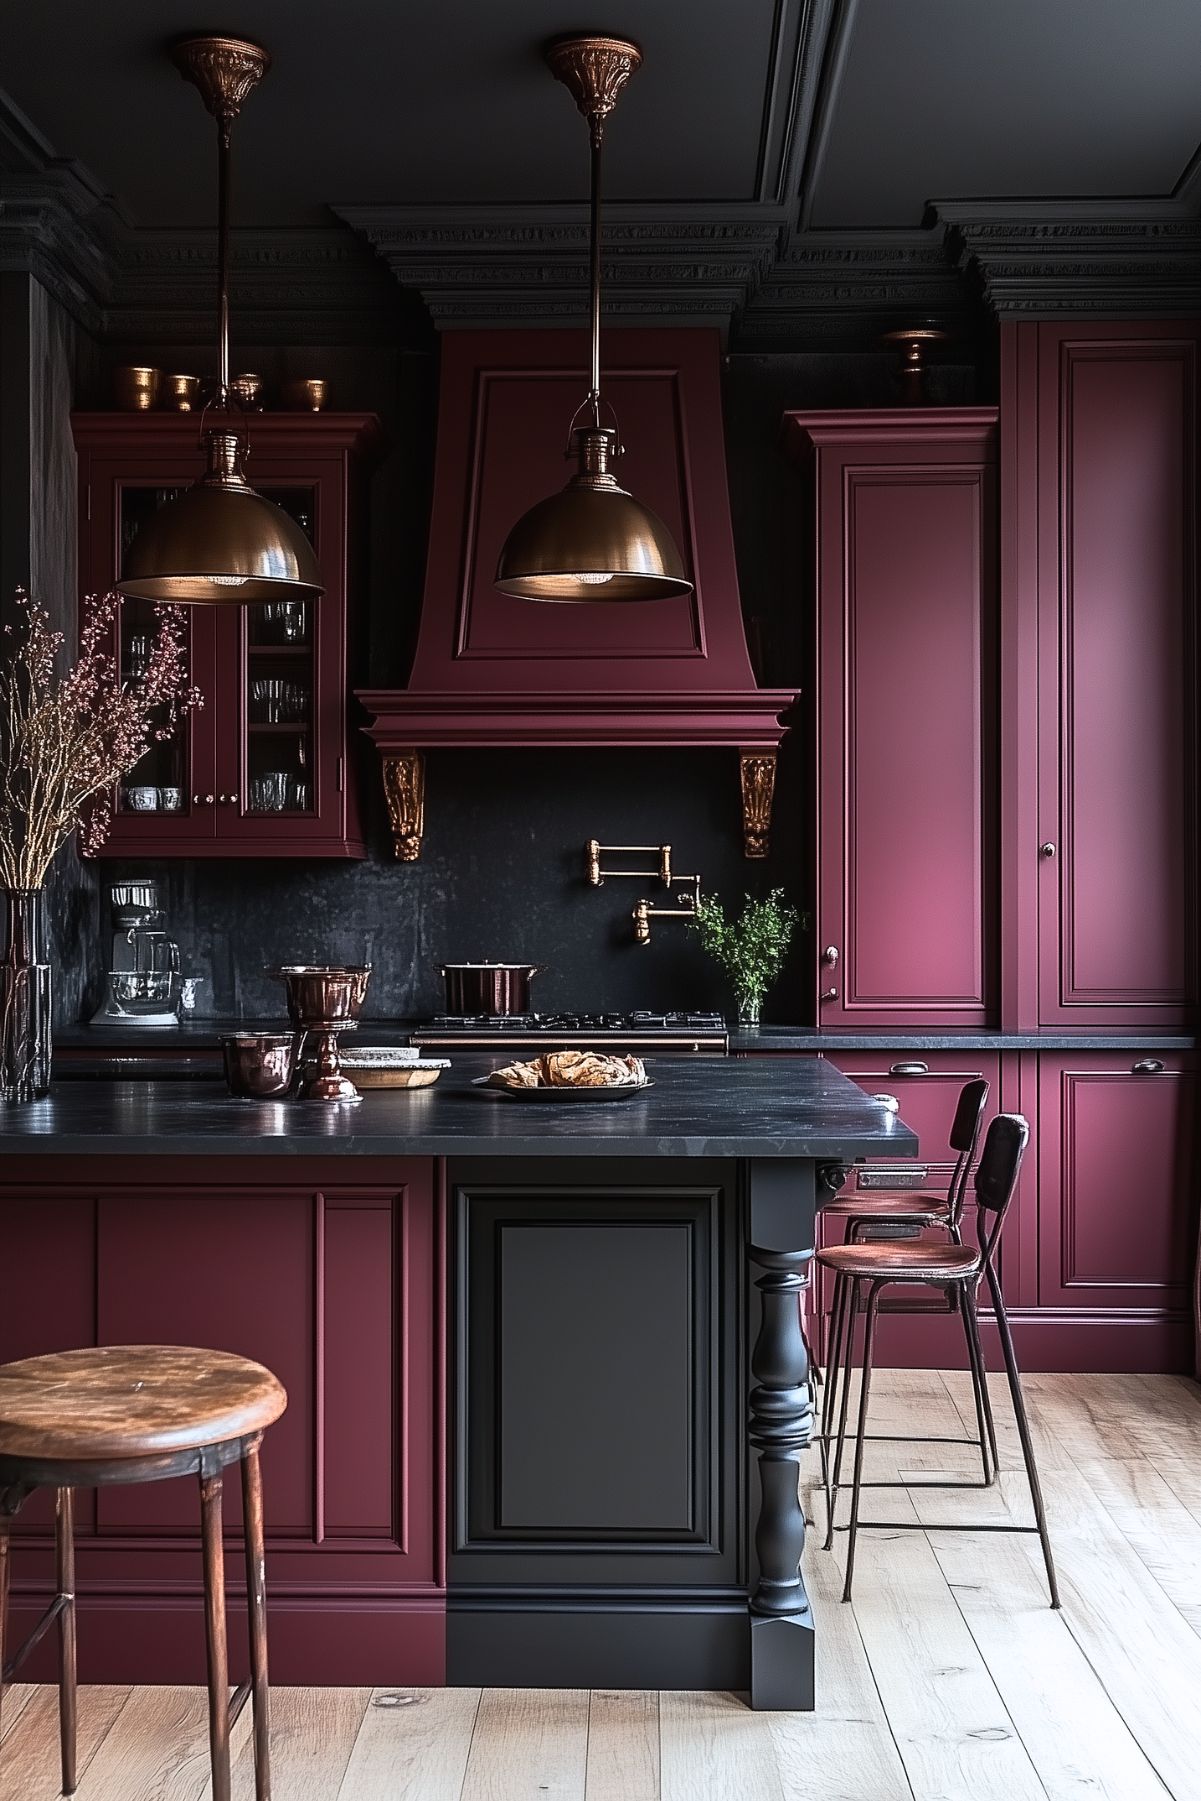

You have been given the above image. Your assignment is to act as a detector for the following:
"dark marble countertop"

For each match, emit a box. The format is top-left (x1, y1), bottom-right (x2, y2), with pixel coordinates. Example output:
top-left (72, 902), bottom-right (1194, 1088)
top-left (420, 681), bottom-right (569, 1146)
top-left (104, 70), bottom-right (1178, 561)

top-left (1, 1055), bottom-right (918, 1161)
top-left (54, 1020), bottom-right (1196, 1058)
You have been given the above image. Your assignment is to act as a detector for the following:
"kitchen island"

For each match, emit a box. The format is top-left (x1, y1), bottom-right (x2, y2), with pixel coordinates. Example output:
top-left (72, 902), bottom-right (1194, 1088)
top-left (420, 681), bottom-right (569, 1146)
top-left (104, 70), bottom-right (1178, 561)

top-left (0, 1056), bottom-right (915, 1709)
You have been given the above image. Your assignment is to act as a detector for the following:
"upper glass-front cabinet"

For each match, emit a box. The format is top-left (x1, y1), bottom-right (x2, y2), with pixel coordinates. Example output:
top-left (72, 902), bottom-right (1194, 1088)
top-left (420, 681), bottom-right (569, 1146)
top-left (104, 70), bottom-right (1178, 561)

top-left (73, 413), bottom-right (382, 858)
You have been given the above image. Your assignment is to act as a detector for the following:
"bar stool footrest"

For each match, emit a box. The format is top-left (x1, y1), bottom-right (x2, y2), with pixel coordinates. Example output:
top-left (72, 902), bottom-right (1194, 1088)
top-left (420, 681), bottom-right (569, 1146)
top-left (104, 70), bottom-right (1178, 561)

top-left (228, 1682), bottom-right (252, 1730)
top-left (1, 1592), bottom-right (69, 1683)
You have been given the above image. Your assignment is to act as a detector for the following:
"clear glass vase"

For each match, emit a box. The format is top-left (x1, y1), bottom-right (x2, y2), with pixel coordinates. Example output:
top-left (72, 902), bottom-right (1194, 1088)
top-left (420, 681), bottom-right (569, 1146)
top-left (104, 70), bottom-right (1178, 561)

top-left (1, 888), bottom-right (52, 1102)
top-left (736, 995), bottom-right (762, 1030)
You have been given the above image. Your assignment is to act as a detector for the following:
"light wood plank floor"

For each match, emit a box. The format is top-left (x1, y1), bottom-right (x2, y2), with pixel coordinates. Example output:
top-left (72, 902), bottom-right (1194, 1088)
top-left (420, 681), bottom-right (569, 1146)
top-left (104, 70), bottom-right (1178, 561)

top-left (3, 1372), bottom-right (1201, 1800)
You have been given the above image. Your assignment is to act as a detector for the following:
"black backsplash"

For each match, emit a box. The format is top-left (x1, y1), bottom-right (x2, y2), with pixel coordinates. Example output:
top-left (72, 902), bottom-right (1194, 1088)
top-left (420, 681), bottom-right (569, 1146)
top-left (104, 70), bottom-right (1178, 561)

top-left (105, 741), bottom-right (807, 1022)
top-left (86, 349), bottom-right (979, 1028)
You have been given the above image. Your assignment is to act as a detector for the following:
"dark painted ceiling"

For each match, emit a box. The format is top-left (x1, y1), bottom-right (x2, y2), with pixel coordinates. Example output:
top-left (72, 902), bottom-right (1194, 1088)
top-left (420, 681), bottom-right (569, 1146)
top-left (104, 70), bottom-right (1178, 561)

top-left (2, 0), bottom-right (790, 225)
top-left (5, 0), bottom-right (1200, 229)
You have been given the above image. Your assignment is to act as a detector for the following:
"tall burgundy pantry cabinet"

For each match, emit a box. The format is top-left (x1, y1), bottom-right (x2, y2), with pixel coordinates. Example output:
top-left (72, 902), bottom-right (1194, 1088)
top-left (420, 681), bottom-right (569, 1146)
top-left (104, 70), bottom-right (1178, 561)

top-left (784, 318), bottom-right (1200, 1373)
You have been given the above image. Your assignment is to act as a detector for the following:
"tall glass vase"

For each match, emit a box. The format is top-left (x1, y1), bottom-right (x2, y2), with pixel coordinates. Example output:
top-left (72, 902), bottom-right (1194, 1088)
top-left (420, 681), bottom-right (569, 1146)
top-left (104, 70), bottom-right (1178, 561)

top-left (1, 888), bottom-right (52, 1102)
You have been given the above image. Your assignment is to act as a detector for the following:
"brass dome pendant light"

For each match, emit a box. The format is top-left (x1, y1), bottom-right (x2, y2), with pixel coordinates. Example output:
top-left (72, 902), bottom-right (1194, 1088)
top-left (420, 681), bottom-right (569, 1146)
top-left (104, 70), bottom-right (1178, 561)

top-left (118, 35), bottom-right (323, 605)
top-left (495, 35), bottom-right (693, 604)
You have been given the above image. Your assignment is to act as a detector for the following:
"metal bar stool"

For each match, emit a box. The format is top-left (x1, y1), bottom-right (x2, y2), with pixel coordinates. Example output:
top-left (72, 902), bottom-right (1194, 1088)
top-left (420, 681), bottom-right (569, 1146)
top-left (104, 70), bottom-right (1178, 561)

top-left (0, 1345), bottom-right (287, 1800)
top-left (818, 1113), bottom-right (1059, 1607)
top-left (817, 1078), bottom-right (996, 1486)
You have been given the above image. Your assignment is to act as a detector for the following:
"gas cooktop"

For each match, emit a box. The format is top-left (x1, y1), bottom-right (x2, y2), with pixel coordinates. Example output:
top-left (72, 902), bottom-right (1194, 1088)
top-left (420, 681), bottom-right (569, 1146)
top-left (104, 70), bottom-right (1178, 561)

top-left (411, 1011), bottom-right (729, 1051)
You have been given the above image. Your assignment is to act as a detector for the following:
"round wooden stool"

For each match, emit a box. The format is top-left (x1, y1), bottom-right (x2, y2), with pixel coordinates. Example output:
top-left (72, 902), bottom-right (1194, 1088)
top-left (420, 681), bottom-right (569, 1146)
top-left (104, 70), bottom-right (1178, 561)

top-left (0, 1345), bottom-right (287, 1800)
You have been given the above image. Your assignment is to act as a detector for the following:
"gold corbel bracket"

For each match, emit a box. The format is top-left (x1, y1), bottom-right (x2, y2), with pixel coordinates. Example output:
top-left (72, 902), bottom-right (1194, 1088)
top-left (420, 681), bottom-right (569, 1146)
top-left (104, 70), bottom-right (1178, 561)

top-left (382, 750), bottom-right (425, 861)
top-left (740, 750), bottom-right (777, 859)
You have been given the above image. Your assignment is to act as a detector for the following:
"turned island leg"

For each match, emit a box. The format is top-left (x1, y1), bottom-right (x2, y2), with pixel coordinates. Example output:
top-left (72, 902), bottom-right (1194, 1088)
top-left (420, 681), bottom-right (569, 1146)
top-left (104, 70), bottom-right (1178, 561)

top-left (746, 1160), bottom-right (816, 1711)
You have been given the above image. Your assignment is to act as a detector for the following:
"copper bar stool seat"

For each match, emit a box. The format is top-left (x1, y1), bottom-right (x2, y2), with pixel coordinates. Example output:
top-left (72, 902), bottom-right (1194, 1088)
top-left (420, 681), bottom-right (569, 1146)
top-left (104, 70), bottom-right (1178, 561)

top-left (0, 1345), bottom-right (287, 1800)
top-left (820, 1239), bottom-right (981, 1281)
top-left (818, 1190), bottom-right (951, 1226)
top-left (818, 1114), bottom-right (1059, 1609)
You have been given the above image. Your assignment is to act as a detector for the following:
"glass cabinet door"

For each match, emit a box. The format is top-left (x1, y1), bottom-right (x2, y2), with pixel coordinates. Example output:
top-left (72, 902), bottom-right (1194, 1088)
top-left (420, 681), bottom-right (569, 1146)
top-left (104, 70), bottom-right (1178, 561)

top-left (241, 488), bottom-right (318, 825)
top-left (99, 480), bottom-right (217, 845)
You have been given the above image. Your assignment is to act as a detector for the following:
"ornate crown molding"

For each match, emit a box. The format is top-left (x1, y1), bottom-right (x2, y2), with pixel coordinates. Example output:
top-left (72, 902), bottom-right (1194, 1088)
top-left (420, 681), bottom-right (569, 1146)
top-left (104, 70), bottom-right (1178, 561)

top-left (102, 226), bottom-right (411, 346)
top-left (733, 229), bottom-right (972, 346)
top-left (934, 201), bottom-right (1201, 316)
top-left (333, 203), bottom-right (786, 331)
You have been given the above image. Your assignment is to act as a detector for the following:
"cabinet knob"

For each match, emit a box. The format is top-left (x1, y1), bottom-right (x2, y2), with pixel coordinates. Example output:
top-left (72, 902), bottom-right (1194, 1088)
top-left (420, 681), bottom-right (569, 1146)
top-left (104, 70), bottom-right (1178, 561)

top-left (820, 986), bottom-right (839, 1002)
top-left (1132, 1059), bottom-right (1165, 1075)
top-left (890, 1061), bottom-right (929, 1076)
top-left (822, 945), bottom-right (839, 967)
top-left (218, 793), bottom-right (239, 806)
top-left (1040, 842), bottom-right (1057, 858)
top-left (193, 793), bottom-right (214, 807)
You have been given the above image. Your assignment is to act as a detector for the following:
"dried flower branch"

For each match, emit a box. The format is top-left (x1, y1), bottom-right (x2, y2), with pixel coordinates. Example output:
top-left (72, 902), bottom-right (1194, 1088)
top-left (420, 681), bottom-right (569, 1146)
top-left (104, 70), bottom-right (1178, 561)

top-left (0, 591), bottom-right (203, 889)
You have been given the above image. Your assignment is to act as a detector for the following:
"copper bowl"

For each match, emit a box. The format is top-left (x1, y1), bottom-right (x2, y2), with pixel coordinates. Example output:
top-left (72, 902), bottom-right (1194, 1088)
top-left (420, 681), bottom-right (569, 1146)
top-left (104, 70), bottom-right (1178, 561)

top-left (274, 964), bottom-right (371, 1027)
top-left (220, 1031), bottom-right (297, 1098)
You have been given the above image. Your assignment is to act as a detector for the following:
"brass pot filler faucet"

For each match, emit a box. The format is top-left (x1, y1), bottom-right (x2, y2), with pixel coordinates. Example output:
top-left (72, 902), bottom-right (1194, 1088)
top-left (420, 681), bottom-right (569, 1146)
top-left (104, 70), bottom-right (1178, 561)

top-left (584, 839), bottom-right (702, 945)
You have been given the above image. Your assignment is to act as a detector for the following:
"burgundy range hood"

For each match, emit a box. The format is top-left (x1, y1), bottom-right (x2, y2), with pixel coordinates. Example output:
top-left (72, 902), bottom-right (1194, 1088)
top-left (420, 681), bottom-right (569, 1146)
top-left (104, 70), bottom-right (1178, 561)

top-left (357, 328), bottom-right (795, 861)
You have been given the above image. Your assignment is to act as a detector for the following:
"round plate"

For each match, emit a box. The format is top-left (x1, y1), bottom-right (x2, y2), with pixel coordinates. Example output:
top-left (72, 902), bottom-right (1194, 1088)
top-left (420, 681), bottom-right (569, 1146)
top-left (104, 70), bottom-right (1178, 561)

top-left (472, 1076), bottom-right (654, 1102)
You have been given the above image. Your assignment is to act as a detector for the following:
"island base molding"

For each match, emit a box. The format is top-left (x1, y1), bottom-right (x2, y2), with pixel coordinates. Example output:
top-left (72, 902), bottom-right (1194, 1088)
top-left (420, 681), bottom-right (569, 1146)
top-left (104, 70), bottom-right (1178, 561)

top-left (2, 1593), bottom-right (445, 1687)
top-left (448, 1596), bottom-right (750, 1691)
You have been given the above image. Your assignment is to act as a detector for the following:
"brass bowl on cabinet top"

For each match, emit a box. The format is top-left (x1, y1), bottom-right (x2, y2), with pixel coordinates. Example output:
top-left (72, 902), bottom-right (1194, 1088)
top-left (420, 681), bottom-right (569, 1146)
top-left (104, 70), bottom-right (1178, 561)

top-left (282, 377), bottom-right (327, 412)
top-left (231, 371), bottom-right (264, 409)
top-left (115, 365), bottom-right (162, 411)
top-left (272, 964), bottom-right (371, 1027)
top-left (164, 374), bottom-right (201, 412)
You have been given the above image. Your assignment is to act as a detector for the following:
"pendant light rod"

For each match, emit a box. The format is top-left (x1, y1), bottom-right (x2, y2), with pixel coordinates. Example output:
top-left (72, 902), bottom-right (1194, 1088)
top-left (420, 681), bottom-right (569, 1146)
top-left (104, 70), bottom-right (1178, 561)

top-left (545, 35), bottom-right (642, 427)
top-left (170, 35), bottom-right (270, 403)
top-left (589, 133), bottom-right (602, 419)
top-left (216, 117), bottom-right (232, 396)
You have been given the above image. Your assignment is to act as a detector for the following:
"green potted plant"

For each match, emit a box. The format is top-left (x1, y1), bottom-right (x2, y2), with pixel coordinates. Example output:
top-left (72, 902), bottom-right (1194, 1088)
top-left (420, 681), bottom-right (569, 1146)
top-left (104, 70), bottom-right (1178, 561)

top-left (690, 887), bottom-right (798, 1029)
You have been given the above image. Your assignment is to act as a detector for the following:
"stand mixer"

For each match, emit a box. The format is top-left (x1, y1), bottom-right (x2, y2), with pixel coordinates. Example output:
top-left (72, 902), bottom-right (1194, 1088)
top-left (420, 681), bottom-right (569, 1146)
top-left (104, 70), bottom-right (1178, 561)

top-left (92, 881), bottom-right (183, 1025)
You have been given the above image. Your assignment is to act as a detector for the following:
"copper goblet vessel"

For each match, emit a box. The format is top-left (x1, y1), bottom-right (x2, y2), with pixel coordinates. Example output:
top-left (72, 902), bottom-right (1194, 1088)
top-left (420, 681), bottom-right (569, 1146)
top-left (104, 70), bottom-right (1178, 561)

top-left (273, 965), bottom-right (371, 1102)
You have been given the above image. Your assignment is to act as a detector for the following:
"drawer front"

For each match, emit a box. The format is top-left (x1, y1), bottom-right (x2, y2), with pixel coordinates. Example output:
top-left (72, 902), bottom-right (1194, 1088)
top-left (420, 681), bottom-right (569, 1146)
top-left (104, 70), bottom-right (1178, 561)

top-left (1036, 1051), bottom-right (1197, 1313)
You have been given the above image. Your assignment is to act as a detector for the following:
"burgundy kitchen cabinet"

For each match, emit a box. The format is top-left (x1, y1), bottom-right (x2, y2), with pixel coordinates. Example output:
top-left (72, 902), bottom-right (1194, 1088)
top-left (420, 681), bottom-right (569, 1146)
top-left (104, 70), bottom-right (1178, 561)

top-left (0, 1158), bottom-right (444, 1684)
top-left (1033, 1052), bottom-right (1196, 1369)
top-left (783, 412), bottom-right (998, 1027)
top-left (1001, 322), bottom-right (1199, 1028)
top-left (72, 412), bottom-right (381, 858)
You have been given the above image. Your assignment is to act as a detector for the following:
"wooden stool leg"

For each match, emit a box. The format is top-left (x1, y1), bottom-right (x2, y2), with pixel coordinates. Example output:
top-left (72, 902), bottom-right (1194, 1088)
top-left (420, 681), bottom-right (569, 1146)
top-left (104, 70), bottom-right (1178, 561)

top-left (56, 1488), bottom-right (78, 1794)
top-left (241, 1446), bottom-right (272, 1801)
top-left (200, 1472), bottom-right (231, 1801)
